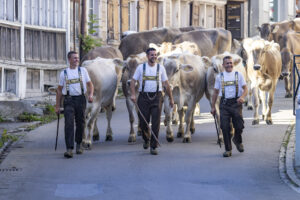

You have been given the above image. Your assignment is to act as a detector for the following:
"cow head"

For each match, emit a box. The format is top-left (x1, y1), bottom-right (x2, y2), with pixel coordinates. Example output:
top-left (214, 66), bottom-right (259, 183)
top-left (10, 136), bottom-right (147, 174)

top-left (258, 23), bottom-right (273, 41)
top-left (280, 47), bottom-right (293, 78)
top-left (122, 52), bottom-right (147, 87)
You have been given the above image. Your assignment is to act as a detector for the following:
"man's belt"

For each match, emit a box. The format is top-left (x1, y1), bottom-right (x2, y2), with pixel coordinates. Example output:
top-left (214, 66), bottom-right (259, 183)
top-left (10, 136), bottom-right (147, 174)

top-left (221, 97), bottom-right (238, 105)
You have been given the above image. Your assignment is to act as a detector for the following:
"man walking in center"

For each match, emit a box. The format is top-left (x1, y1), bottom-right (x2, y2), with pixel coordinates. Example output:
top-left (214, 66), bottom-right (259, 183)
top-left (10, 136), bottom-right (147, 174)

top-left (211, 56), bottom-right (248, 157)
top-left (130, 48), bottom-right (174, 155)
top-left (55, 51), bottom-right (94, 158)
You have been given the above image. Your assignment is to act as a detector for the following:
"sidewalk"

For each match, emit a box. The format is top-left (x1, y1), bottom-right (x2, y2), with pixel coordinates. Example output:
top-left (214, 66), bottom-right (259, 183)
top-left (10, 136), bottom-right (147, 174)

top-left (279, 122), bottom-right (300, 193)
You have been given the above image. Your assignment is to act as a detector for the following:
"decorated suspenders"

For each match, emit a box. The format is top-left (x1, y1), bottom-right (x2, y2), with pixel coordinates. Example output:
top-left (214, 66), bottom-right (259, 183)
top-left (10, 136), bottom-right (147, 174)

top-left (64, 67), bottom-right (84, 96)
top-left (221, 71), bottom-right (238, 99)
top-left (141, 63), bottom-right (160, 93)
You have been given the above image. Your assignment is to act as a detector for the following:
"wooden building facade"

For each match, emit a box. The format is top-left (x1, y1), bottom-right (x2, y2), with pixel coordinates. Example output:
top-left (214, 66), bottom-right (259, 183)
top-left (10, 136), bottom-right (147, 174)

top-left (0, 0), bottom-right (69, 100)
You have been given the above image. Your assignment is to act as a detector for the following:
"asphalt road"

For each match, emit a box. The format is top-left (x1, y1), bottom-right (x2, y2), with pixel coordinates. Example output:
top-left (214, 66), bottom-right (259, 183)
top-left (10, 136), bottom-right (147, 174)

top-left (0, 81), bottom-right (299, 200)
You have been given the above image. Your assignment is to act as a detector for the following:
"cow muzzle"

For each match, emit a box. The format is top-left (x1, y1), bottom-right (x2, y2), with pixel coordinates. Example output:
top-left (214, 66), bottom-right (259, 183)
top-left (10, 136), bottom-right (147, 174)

top-left (281, 72), bottom-right (289, 77)
top-left (253, 65), bottom-right (261, 71)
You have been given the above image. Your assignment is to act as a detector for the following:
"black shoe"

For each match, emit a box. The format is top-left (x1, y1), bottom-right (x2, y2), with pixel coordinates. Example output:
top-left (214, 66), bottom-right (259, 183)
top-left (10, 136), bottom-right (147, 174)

top-left (150, 147), bottom-right (158, 155)
top-left (223, 151), bottom-right (232, 157)
top-left (76, 143), bottom-right (83, 154)
top-left (143, 141), bottom-right (150, 149)
top-left (232, 138), bottom-right (244, 152)
top-left (64, 149), bottom-right (73, 158)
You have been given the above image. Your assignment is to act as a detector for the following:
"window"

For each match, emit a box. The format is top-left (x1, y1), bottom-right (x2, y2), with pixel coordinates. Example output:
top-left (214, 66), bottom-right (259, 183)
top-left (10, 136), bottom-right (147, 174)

top-left (0, 0), bottom-right (20, 21)
top-left (4, 69), bottom-right (16, 94)
top-left (26, 69), bottom-right (40, 90)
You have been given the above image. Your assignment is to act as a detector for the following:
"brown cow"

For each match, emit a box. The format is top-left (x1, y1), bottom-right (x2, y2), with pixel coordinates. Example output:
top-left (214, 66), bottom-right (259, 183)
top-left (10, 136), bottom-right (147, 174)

top-left (258, 18), bottom-right (300, 48)
top-left (280, 31), bottom-right (300, 98)
top-left (172, 28), bottom-right (232, 57)
top-left (121, 53), bottom-right (148, 142)
top-left (119, 27), bottom-right (203, 60)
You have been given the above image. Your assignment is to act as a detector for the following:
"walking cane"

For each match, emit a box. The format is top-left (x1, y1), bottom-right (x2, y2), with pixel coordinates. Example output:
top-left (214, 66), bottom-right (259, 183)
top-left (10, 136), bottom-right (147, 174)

top-left (213, 114), bottom-right (222, 148)
top-left (55, 112), bottom-right (60, 151)
top-left (134, 102), bottom-right (161, 147)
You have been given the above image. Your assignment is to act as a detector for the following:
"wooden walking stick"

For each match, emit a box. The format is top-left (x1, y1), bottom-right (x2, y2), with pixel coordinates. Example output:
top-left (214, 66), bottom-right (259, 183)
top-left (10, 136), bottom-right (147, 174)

top-left (55, 112), bottom-right (60, 151)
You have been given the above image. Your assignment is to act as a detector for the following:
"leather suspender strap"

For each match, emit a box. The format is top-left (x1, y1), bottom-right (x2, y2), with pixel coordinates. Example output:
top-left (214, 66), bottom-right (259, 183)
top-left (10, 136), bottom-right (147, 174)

top-left (142, 63), bottom-right (160, 93)
top-left (142, 63), bottom-right (146, 92)
top-left (64, 67), bottom-right (84, 96)
top-left (235, 71), bottom-right (238, 98)
top-left (221, 71), bottom-right (239, 99)
top-left (156, 64), bottom-right (160, 93)
top-left (78, 67), bottom-right (84, 95)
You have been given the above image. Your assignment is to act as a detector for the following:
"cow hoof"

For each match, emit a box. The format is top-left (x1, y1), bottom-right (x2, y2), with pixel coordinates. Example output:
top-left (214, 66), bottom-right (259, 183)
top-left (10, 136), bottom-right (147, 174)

top-left (177, 132), bottom-right (184, 138)
top-left (172, 120), bottom-right (178, 125)
top-left (285, 93), bottom-right (292, 98)
top-left (266, 120), bottom-right (273, 125)
top-left (93, 134), bottom-right (99, 141)
top-left (247, 106), bottom-right (253, 110)
top-left (163, 119), bottom-right (167, 126)
top-left (190, 127), bottom-right (195, 134)
top-left (252, 120), bottom-right (259, 125)
top-left (83, 142), bottom-right (92, 150)
top-left (166, 136), bottom-right (174, 143)
top-left (183, 137), bottom-right (191, 143)
top-left (112, 106), bottom-right (116, 112)
top-left (128, 135), bottom-right (136, 143)
top-left (105, 135), bottom-right (113, 141)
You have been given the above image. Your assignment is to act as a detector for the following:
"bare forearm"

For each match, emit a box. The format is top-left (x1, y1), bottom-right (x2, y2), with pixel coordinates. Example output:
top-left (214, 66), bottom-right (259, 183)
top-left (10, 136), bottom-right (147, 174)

top-left (211, 89), bottom-right (219, 108)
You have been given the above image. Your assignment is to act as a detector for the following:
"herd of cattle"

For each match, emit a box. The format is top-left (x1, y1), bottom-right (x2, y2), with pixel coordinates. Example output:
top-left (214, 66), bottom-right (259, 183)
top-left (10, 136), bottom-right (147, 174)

top-left (69, 18), bottom-right (300, 148)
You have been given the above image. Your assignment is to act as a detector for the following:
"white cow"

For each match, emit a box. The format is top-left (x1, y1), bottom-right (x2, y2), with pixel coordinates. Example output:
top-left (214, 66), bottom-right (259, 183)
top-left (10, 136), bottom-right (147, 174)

top-left (81, 57), bottom-right (123, 148)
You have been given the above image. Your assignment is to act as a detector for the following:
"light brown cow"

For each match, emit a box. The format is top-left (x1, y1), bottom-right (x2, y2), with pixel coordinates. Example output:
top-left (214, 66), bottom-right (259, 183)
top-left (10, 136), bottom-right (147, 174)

top-left (242, 39), bottom-right (281, 125)
top-left (161, 53), bottom-right (209, 143)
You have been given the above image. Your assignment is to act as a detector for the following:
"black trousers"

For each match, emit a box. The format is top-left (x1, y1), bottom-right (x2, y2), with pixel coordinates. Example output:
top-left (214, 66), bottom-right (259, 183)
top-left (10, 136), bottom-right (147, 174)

top-left (63, 95), bottom-right (86, 150)
top-left (219, 98), bottom-right (244, 151)
top-left (137, 92), bottom-right (162, 148)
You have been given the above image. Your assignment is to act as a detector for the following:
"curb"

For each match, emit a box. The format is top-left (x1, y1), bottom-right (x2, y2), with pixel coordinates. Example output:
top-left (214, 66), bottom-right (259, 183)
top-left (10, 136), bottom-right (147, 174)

top-left (279, 122), bottom-right (300, 193)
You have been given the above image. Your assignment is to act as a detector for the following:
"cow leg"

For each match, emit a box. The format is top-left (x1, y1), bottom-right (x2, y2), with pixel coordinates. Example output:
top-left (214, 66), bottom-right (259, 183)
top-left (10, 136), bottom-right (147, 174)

top-left (190, 110), bottom-right (195, 134)
top-left (259, 89), bottom-right (267, 121)
top-left (265, 83), bottom-right (276, 125)
top-left (183, 104), bottom-right (195, 143)
top-left (93, 118), bottom-right (100, 141)
top-left (105, 104), bottom-right (113, 141)
top-left (284, 75), bottom-right (292, 98)
top-left (247, 81), bottom-right (254, 110)
top-left (252, 86), bottom-right (260, 125)
top-left (164, 97), bottom-right (174, 142)
top-left (84, 103), bottom-right (101, 149)
top-left (126, 98), bottom-right (136, 143)
top-left (171, 105), bottom-right (179, 125)
top-left (177, 108), bottom-right (185, 138)
top-left (194, 103), bottom-right (200, 116)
